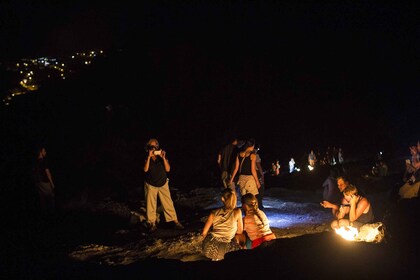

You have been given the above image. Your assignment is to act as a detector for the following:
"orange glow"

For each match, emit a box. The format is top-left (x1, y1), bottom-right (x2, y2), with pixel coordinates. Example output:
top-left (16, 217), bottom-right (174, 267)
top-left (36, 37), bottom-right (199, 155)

top-left (334, 222), bottom-right (385, 243)
top-left (335, 226), bottom-right (358, 241)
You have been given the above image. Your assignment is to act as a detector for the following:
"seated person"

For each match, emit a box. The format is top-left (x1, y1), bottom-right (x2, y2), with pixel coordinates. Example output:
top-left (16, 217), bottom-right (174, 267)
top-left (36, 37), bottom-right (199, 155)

top-left (320, 174), bottom-right (349, 217)
top-left (322, 168), bottom-right (341, 204)
top-left (239, 193), bottom-right (276, 249)
top-left (330, 184), bottom-right (374, 230)
top-left (403, 145), bottom-right (420, 184)
top-left (201, 188), bottom-right (243, 261)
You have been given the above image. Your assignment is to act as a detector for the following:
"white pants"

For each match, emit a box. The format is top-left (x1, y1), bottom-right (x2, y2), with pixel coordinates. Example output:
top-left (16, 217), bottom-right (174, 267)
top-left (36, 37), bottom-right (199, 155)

top-left (144, 180), bottom-right (178, 225)
top-left (237, 175), bottom-right (259, 196)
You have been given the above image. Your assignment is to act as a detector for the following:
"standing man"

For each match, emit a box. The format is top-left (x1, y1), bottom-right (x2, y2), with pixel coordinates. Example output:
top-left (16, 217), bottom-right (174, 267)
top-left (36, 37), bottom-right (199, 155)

top-left (144, 138), bottom-right (184, 232)
top-left (33, 147), bottom-right (56, 214)
top-left (289, 157), bottom-right (296, 173)
top-left (217, 137), bottom-right (241, 191)
top-left (308, 149), bottom-right (317, 168)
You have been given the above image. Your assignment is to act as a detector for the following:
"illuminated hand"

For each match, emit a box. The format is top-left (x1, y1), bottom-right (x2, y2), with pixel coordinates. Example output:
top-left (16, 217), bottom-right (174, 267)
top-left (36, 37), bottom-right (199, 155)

top-left (350, 195), bottom-right (358, 205)
top-left (320, 201), bottom-right (332, 208)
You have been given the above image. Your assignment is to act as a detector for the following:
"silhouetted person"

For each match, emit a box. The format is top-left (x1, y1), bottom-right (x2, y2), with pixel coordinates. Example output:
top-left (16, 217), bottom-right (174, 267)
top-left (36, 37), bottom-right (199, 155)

top-left (322, 168), bottom-right (341, 204)
top-left (217, 137), bottom-right (241, 191)
top-left (254, 147), bottom-right (265, 209)
top-left (32, 147), bottom-right (56, 214)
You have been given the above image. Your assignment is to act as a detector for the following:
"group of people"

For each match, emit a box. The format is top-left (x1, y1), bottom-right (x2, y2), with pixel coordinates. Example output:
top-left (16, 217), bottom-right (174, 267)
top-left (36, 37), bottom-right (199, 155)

top-left (398, 141), bottom-right (420, 200)
top-left (37, 137), bottom-right (418, 261)
top-left (109, 137), bottom-right (420, 261)
top-left (217, 137), bottom-right (265, 209)
top-left (321, 172), bottom-right (374, 231)
top-left (270, 160), bottom-right (281, 176)
top-left (200, 137), bottom-right (276, 261)
top-left (308, 147), bottom-right (345, 169)
top-left (201, 188), bottom-right (276, 261)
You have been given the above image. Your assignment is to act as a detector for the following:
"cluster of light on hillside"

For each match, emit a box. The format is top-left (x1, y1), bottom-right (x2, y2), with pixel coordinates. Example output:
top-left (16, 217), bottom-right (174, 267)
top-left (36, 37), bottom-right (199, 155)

top-left (2, 50), bottom-right (104, 106)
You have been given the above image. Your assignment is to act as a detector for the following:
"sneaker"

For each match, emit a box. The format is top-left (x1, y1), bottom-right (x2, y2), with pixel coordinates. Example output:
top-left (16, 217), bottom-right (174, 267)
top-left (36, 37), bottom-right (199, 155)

top-left (174, 222), bottom-right (184, 230)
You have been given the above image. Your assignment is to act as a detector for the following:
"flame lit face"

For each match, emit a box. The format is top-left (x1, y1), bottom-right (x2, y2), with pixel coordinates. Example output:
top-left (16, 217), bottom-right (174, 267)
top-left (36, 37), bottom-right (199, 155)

top-left (343, 193), bottom-right (352, 202)
top-left (39, 148), bottom-right (47, 159)
top-left (337, 178), bottom-right (348, 192)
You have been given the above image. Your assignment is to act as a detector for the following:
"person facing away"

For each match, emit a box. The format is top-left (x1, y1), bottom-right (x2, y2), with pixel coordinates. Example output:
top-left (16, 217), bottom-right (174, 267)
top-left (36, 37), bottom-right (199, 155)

top-left (201, 188), bottom-right (243, 261)
top-left (217, 137), bottom-right (240, 191)
top-left (143, 138), bottom-right (183, 232)
top-left (229, 138), bottom-right (261, 198)
top-left (240, 193), bottom-right (276, 249)
top-left (32, 146), bottom-right (56, 213)
top-left (330, 184), bottom-right (374, 230)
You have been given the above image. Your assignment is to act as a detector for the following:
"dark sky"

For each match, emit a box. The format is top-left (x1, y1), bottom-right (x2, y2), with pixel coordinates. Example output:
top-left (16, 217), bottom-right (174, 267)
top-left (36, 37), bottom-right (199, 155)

top-left (1, 1), bottom-right (419, 158)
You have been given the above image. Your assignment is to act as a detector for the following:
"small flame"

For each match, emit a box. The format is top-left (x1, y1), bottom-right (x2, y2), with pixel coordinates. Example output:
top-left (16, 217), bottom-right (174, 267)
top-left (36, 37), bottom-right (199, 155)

top-left (335, 226), bottom-right (358, 241)
top-left (334, 222), bottom-right (385, 243)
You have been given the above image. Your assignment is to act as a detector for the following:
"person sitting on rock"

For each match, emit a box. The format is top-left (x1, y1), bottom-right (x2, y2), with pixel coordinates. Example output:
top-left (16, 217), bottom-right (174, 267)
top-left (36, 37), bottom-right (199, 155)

top-left (201, 188), bottom-right (243, 261)
top-left (238, 193), bottom-right (276, 249)
top-left (330, 184), bottom-right (374, 230)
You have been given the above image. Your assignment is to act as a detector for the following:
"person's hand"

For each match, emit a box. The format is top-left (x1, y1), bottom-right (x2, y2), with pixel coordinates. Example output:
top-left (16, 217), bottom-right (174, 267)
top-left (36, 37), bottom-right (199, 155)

top-left (148, 149), bottom-right (154, 157)
top-left (350, 195), bottom-right (359, 205)
top-left (160, 150), bottom-right (166, 158)
top-left (320, 201), bottom-right (331, 208)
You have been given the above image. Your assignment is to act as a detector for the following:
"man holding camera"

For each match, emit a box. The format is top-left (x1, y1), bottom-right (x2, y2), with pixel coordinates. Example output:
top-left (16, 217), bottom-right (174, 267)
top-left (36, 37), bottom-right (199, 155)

top-left (143, 138), bottom-right (184, 232)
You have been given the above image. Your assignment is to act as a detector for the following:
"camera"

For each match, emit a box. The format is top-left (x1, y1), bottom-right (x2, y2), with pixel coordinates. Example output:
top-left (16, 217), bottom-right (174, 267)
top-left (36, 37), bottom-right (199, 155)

top-left (154, 150), bottom-right (162, 155)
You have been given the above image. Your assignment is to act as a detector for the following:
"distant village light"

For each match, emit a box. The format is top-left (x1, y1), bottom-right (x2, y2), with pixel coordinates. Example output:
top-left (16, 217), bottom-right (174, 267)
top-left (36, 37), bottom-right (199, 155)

top-left (2, 49), bottom-right (105, 106)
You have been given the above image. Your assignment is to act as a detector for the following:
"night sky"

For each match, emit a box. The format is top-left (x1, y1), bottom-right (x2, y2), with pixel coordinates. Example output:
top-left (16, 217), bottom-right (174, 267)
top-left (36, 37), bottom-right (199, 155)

top-left (1, 1), bottom-right (419, 162)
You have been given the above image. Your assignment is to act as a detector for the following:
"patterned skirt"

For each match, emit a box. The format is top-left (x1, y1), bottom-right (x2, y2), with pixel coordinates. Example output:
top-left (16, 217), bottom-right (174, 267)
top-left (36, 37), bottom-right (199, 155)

top-left (202, 234), bottom-right (241, 260)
